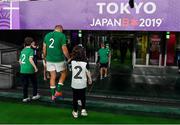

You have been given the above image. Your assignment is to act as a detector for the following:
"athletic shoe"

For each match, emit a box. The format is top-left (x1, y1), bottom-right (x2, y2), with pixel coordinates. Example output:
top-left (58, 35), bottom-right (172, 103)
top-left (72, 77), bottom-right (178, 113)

top-left (22, 97), bottom-right (30, 102)
top-left (72, 111), bottom-right (78, 118)
top-left (81, 109), bottom-right (88, 116)
top-left (100, 76), bottom-right (103, 80)
top-left (32, 94), bottom-right (40, 100)
top-left (55, 91), bottom-right (63, 97)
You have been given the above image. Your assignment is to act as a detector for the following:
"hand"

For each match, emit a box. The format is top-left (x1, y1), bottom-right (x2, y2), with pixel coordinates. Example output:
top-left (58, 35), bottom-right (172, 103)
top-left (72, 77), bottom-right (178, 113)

top-left (19, 60), bottom-right (22, 65)
top-left (67, 58), bottom-right (71, 63)
top-left (108, 63), bottom-right (110, 68)
top-left (88, 79), bottom-right (92, 85)
top-left (34, 67), bottom-right (38, 73)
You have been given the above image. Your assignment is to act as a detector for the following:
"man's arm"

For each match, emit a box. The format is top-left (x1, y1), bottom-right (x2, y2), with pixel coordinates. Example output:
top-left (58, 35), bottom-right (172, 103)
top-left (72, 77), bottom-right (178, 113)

top-left (86, 70), bottom-right (92, 85)
top-left (43, 43), bottom-right (47, 59)
top-left (62, 45), bottom-right (70, 60)
top-left (108, 51), bottom-right (111, 67)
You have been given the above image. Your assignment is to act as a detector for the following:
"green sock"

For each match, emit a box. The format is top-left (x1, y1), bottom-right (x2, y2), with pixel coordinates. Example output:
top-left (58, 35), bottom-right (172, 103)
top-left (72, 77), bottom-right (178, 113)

top-left (57, 83), bottom-right (63, 92)
top-left (50, 86), bottom-right (55, 96)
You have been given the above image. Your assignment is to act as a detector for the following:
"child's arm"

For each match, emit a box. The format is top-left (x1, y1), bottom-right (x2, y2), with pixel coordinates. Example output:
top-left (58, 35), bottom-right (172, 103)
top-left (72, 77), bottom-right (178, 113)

top-left (29, 57), bottom-right (38, 72)
top-left (86, 70), bottom-right (92, 85)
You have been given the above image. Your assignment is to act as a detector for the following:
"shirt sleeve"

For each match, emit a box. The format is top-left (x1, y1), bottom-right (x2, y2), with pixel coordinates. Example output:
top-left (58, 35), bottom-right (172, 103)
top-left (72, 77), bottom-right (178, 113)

top-left (29, 49), bottom-right (34, 58)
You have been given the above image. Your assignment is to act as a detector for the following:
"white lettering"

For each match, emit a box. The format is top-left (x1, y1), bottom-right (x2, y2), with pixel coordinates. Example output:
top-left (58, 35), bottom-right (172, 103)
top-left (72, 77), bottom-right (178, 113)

top-left (90, 18), bottom-right (122, 27)
top-left (120, 3), bottom-right (130, 14)
top-left (107, 2), bottom-right (119, 14)
top-left (96, 3), bottom-right (106, 14)
top-left (134, 2), bottom-right (143, 14)
top-left (90, 18), bottom-right (95, 26)
top-left (107, 19), bottom-right (113, 26)
top-left (102, 18), bottom-right (108, 26)
top-left (144, 2), bottom-right (156, 14)
top-left (95, 19), bottom-right (102, 26)
top-left (96, 2), bottom-right (157, 15)
top-left (114, 19), bottom-right (121, 26)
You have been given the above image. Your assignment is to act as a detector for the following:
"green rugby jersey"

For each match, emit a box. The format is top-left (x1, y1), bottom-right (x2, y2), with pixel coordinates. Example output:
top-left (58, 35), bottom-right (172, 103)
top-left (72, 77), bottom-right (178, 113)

top-left (20, 47), bottom-right (34, 74)
top-left (98, 48), bottom-right (109, 63)
top-left (44, 31), bottom-right (66, 62)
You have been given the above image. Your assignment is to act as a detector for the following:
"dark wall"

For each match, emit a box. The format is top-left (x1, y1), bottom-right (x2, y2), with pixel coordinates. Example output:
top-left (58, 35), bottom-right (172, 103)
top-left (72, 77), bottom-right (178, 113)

top-left (0, 30), bottom-right (50, 46)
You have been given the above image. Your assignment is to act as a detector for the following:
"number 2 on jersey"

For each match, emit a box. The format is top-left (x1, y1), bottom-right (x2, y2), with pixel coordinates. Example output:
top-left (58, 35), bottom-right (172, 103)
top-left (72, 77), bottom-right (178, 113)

top-left (49, 38), bottom-right (54, 48)
top-left (21, 54), bottom-right (26, 64)
top-left (74, 66), bottom-right (82, 79)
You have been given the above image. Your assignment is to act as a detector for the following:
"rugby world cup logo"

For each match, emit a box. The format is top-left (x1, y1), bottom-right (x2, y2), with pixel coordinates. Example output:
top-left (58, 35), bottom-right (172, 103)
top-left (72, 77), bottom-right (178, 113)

top-left (0, 3), bottom-right (10, 29)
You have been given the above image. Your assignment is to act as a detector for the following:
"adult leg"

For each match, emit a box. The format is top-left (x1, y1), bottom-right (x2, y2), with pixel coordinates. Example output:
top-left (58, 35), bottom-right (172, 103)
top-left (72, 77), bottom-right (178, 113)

top-left (104, 67), bottom-right (108, 77)
top-left (50, 70), bottom-right (56, 99)
top-left (43, 65), bottom-right (47, 81)
top-left (100, 67), bottom-right (103, 79)
top-left (58, 69), bottom-right (67, 85)
top-left (54, 69), bottom-right (67, 97)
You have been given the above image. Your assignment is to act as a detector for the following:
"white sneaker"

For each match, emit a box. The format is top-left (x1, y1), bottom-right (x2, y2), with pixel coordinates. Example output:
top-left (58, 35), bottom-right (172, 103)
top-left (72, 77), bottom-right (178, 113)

top-left (32, 94), bottom-right (40, 100)
top-left (72, 111), bottom-right (78, 118)
top-left (22, 97), bottom-right (30, 102)
top-left (100, 76), bottom-right (103, 80)
top-left (81, 109), bottom-right (88, 116)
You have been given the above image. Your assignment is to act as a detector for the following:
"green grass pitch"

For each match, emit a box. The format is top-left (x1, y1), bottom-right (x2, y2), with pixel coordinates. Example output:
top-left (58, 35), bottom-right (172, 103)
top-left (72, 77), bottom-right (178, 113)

top-left (1, 101), bottom-right (180, 124)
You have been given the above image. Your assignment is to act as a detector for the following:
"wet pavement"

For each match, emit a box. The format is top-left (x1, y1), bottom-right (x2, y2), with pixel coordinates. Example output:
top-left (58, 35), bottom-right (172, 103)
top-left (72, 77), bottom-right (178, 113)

top-left (13, 61), bottom-right (180, 100)
top-left (88, 64), bottom-right (180, 100)
top-left (2, 61), bottom-right (180, 116)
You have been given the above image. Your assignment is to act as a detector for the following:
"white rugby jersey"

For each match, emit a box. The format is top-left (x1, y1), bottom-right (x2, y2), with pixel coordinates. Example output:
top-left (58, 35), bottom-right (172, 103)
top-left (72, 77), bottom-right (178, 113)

top-left (71, 60), bottom-right (88, 89)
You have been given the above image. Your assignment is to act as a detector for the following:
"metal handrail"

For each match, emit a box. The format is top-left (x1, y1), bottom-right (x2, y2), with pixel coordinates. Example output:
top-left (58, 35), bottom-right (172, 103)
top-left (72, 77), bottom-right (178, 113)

top-left (0, 65), bottom-right (13, 74)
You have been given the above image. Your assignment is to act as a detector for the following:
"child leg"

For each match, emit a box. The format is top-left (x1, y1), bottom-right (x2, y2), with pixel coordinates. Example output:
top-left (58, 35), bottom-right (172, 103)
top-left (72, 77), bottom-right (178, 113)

top-left (30, 74), bottom-right (38, 96)
top-left (80, 88), bottom-right (86, 109)
top-left (22, 74), bottom-right (29, 99)
top-left (72, 88), bottom-right (78, 112)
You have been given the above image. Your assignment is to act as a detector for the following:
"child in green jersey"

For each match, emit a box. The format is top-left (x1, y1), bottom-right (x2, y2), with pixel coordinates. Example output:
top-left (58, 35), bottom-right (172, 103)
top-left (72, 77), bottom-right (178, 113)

top-left (19, 37), bottom-right (40, 102)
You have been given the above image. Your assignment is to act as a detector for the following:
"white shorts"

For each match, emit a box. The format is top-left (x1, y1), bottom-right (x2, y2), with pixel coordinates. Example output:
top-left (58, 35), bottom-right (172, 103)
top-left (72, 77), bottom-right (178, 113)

top-left (46, 61), bottom-right (66, 72)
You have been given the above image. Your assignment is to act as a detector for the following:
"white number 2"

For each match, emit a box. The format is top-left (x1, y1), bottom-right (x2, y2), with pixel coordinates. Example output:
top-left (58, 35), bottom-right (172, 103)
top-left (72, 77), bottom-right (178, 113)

top-left (49, 38), bottom-right (55, 48)
top-left (21, 54), bottom-right (26, 64)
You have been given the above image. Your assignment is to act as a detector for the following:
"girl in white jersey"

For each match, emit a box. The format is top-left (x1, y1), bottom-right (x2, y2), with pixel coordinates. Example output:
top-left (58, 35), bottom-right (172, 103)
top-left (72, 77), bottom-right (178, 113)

top-left (70, 45), bottom-right (92, 118)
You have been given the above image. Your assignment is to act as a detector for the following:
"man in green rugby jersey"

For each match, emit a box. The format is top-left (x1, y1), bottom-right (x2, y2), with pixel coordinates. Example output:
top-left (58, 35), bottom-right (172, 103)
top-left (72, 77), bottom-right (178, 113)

top-left (97, 42), bottom-right (111, 80)
top-left (43, 25), bottom-right (70, 101)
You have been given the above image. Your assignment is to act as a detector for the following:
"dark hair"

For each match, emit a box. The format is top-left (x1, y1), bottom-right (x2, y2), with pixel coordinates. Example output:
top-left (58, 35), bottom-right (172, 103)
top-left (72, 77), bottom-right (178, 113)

top-left (24, 37), bottom-right (33, 46)
top-left (71, 46), bottom-right (86, 61)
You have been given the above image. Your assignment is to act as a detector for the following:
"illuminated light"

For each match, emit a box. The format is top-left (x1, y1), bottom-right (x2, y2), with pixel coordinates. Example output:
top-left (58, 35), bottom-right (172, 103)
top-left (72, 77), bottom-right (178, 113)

top-left (166, 32), bottom-right (170, 39)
